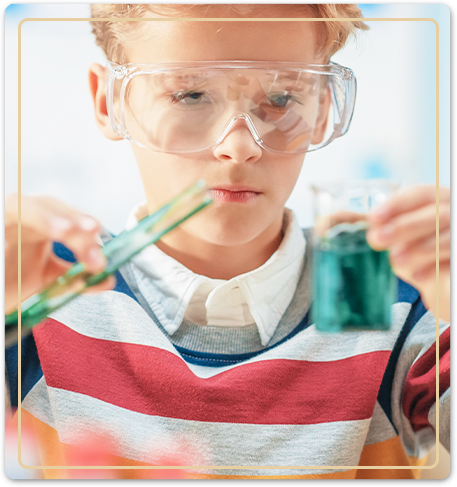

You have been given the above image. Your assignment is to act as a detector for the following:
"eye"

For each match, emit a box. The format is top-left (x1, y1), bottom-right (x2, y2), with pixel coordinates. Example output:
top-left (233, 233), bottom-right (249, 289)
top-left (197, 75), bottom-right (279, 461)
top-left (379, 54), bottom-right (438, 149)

top-left (171, 91), bottom-right (210, 106)
top-left (266, 92), bottom-right (300, 108)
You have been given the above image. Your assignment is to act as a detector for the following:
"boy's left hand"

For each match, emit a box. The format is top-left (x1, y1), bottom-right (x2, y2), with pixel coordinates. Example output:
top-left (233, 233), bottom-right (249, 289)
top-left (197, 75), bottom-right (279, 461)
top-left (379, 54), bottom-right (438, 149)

top-left (366, 185), bottom-right (450, 322)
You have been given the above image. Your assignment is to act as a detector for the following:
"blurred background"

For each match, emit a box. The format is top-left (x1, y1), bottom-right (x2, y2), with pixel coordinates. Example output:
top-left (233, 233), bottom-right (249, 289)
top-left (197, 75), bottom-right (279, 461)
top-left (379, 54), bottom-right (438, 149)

top-left (4, 3), bottom-right (450, 479)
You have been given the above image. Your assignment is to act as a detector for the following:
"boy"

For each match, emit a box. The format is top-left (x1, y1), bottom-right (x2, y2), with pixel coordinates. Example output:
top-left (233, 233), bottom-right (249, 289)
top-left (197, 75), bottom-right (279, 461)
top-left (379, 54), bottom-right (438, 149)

top-left (5, 4), bottom-right (450, 479)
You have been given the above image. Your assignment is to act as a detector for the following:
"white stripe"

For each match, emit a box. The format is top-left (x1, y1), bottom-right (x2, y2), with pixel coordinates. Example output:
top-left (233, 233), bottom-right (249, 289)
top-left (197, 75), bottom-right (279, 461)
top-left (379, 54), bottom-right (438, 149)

top-left (22, 376), bottom-right (56, 429)
top-left (49, 292), bottom-right (181, 356)
top-left (36, 387), bottom-right (368, 475)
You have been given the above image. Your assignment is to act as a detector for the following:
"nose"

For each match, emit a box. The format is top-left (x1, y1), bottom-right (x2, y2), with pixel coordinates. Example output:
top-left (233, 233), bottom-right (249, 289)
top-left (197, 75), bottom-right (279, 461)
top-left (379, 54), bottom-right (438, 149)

top-left (213, 116), bottom-right (262, 164)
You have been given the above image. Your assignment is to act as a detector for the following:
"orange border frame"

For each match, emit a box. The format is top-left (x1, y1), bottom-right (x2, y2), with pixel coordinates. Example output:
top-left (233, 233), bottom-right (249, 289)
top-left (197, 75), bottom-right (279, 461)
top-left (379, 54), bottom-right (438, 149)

top-left (15, 16), bottom-right (441, 473)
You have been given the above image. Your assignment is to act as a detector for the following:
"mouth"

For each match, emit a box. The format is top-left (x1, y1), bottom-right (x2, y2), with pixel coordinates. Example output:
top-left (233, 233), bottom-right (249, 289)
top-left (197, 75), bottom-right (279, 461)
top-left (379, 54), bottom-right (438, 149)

top-left (210, 185), bottom-right (262, 203)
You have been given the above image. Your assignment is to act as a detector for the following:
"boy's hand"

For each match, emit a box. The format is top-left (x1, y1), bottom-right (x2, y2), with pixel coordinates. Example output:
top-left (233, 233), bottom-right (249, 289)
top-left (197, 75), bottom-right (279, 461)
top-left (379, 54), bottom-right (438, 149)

top-left (4, 195), bottom-right (115, 314)
top-left (366, 185), bottom-right (450, 322)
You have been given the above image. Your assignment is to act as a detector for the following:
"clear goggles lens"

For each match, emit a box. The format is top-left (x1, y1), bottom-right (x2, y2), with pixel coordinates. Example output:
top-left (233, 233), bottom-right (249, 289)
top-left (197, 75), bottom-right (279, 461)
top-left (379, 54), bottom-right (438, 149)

top-left (107, 62), bottom-right (356, 154)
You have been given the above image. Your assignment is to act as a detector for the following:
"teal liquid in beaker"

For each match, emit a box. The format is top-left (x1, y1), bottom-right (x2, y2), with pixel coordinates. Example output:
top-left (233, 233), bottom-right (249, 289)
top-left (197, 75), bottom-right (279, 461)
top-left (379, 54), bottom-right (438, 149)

top-left (312, 226), bottom-right (397, 332)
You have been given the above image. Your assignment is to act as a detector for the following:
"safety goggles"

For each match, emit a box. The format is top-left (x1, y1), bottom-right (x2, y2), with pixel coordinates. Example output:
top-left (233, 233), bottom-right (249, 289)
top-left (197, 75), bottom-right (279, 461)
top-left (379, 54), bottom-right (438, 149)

top-left (106, 61), bottom-right (356, 154)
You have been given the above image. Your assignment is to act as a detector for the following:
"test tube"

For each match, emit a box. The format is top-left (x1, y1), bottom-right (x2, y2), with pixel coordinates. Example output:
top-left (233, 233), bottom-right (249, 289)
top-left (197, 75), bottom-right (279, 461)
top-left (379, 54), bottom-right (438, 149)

top-left (5, 180), bottom-right (213, 331)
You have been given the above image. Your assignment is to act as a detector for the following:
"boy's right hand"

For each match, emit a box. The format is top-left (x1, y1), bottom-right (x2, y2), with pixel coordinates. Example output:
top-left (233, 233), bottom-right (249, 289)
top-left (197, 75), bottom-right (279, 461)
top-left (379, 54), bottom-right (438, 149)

top-left (4, 195), bottom-right (115, 315)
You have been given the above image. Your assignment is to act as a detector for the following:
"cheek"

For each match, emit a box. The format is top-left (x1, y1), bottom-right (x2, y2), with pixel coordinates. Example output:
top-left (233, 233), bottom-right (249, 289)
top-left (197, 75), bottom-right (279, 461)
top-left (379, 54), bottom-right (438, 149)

top-left (132, 146), bottom-right (205, 205)
top-left (272, 157), bottom-right (304, 199)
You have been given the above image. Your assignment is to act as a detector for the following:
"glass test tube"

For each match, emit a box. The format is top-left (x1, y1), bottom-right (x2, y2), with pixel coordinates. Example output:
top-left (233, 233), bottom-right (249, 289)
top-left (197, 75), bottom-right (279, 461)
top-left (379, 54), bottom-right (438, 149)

top-left (5, 180), bottom-right (213, 331)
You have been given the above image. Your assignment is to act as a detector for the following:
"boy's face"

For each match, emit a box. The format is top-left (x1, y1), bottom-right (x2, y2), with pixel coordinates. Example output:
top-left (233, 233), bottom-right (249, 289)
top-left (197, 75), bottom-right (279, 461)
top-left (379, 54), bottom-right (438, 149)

top-left (117, 13), bottom-right (326, 248)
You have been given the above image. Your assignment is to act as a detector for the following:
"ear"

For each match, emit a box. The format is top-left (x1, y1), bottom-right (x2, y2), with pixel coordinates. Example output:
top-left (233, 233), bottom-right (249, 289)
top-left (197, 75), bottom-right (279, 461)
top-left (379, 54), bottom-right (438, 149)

top-left (88, 63), bottom-right (123, 141)
top-left (311, 86), bottom-right (332, 145)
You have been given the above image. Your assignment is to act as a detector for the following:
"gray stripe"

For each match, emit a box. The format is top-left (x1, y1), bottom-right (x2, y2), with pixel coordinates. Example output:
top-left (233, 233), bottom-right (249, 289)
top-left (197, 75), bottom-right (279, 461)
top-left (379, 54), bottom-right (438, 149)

top-left (364, 401), bottom-right (397, 446)
top-left (428, 388), bottom-right (450, 452)
top-left (43, 387), bottom-right (365, 475)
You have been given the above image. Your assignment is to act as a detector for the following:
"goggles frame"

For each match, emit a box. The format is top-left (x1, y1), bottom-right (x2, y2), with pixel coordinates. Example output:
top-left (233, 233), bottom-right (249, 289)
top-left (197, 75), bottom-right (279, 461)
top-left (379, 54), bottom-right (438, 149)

top-left (105, 60), bottom-right (357, 154)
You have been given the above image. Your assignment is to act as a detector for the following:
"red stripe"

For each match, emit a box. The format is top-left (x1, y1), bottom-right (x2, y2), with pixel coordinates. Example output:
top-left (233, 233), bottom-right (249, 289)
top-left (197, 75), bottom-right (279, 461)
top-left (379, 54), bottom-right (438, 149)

top-left (402, 327), bottom-right (450, 432)
top-left (33, 318), bottom-right (390, 425)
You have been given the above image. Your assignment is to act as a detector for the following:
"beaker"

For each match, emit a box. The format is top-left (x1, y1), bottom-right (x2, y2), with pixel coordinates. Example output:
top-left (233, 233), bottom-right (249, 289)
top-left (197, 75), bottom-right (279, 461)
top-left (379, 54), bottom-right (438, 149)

top-left (311, 179), bottom-right (398, 332)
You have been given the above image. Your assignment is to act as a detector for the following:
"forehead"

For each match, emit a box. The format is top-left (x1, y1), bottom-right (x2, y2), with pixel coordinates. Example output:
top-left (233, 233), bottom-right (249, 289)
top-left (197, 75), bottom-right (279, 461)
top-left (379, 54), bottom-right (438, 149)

top-left (126, 18), bottom-right (321, 65)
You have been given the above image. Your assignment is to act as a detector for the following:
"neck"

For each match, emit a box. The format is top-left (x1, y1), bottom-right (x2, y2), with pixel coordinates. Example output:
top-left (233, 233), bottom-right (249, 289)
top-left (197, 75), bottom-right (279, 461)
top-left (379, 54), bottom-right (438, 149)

top-left (155, 218), bottom-right (285, 280)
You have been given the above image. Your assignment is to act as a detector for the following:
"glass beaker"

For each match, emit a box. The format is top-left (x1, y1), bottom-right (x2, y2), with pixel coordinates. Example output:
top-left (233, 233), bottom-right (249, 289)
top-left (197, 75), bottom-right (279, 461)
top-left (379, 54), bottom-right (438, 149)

top-left (311, 179), bottom-right (398, 332)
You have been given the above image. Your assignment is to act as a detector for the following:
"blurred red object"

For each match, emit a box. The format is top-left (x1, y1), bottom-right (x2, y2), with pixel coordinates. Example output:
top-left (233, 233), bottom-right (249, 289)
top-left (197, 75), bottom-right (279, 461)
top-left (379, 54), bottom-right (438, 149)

top-left (6, 413), bottom-right (200, 479)
top-left (63, 433), bottom-right (120, 479)
top-left (64, 433), bottom-right (195, 479)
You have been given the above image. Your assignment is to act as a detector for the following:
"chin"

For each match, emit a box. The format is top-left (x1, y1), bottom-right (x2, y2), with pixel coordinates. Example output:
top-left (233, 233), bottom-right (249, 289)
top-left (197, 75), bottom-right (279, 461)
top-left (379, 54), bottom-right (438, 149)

top-left (185, 217), bottom-right (267, 248)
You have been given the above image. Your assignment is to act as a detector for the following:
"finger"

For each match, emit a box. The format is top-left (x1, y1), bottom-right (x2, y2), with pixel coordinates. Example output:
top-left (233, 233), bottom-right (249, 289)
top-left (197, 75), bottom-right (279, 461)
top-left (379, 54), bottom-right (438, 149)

top-left (83, 275), bottom-right (116, 294)
top-left (9, 196), bottom-right (106, 274)
top-left (412, 262), bottom-right (450, 322)
top-left (42, 254), bottom-right (74, 283)
top-left (5, 250), bottom-right (74, 311)
top-left (5, 194), bottom-right (73, 235)
top-left (390, 247), bottom-right (449, 277)
top-left (390, 229), bottom-right (450, 267)
top-left (366, 202), bottom-right (450, 250)
top-left (368, 185), bottom-right (449, 224)
top-left (6, 195), bottom-right (100, 242)
top-left (367, 206), bottom-right (436, 248)
top-left (60, 234), bottom-right (106, 274)
top-left (389, 230), bottom-right (451, 287)
top-left (415, 262), bottom-right (451, 322)
top-left (411, 263), bottom-right (436, 284)
top-left (17, 196), bottom-right (101, 239)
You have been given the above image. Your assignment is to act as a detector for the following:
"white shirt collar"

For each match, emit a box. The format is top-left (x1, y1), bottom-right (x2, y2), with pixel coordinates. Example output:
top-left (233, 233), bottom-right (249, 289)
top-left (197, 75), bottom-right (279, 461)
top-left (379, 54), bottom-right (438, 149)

top-left (126, 205), bottom-right (305, 346)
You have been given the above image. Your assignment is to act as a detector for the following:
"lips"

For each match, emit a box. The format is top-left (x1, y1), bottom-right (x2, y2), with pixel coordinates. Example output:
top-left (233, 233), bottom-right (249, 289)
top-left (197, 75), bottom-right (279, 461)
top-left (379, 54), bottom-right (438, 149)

top-left (210, 185), bottom-right (261, 203)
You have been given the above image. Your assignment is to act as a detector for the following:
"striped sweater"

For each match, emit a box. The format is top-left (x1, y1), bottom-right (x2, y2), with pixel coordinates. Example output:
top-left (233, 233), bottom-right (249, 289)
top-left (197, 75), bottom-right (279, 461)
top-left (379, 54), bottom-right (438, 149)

top-left (6, 232), bottom-right (450, 479)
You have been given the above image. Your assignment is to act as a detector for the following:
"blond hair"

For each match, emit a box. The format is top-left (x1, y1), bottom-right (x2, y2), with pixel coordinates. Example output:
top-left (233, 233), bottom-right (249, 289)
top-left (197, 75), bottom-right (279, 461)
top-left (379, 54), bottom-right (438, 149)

top-left (90, 4), bottom-right (369, 64)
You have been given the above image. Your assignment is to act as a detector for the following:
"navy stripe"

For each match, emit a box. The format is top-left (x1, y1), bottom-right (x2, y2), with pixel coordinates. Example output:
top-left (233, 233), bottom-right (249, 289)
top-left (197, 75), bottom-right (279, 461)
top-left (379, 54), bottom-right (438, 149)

top-left (397, 276), bottom-right (420, 305)
top-left (52, 241), bottom-right (77, 263)
top-left (5, 333), bottom-right (43, 408)
top-left (377, 280), bottom-right (428, 431)
top-left (113, 269), bottom-right (140, 303)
